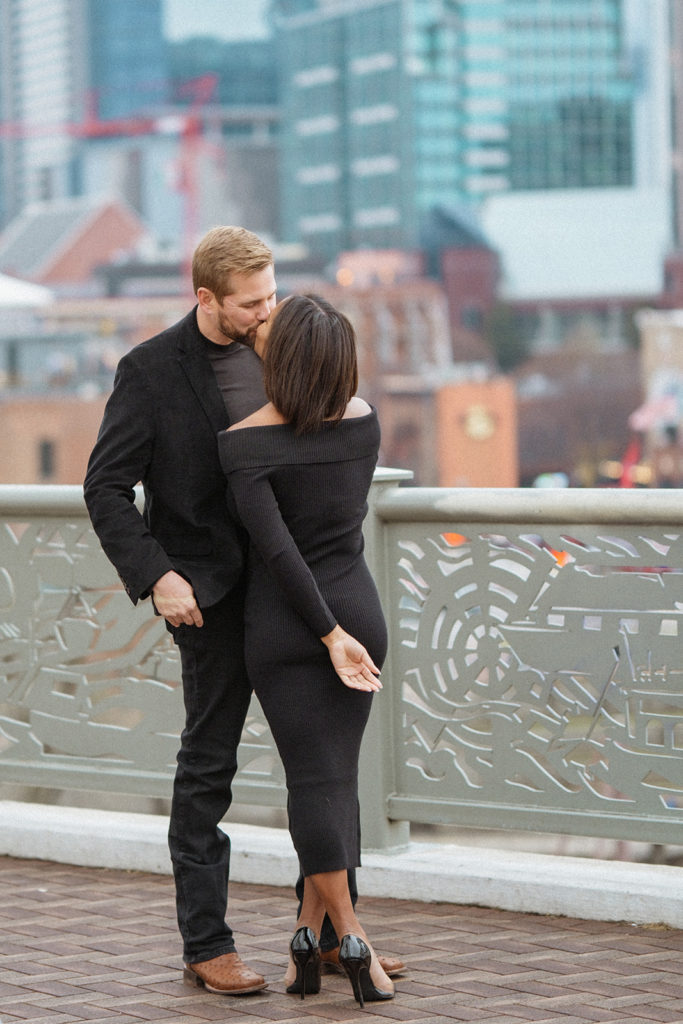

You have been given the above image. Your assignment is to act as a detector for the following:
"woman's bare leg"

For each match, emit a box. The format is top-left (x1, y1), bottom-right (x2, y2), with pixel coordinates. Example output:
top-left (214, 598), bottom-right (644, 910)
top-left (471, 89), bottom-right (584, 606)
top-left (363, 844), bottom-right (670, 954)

top-left (283, 877), bottom-right (326, 986)
top-left (307, 869), bottom-right (393, 993)
top-left (284, 870), bottom-right (393, 992)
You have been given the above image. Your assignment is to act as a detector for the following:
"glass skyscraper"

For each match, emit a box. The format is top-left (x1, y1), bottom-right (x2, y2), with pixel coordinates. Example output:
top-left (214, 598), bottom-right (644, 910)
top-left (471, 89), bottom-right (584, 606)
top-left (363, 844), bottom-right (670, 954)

top-left (504, 0), bottom-right (634, 190)
top-left (273, 0), bottom-right (643, 260)
top-left (86, 0), bottom-right (168, 121)
top-left (0, 0), bottom-right (167, 225)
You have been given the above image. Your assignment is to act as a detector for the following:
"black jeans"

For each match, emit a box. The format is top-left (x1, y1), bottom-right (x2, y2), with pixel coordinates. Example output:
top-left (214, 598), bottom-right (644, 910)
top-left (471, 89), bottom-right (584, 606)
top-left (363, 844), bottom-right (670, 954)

top-left (168, 589), bottom-right (252, 964)
top-left (167, 587), bottom-right (350, 962)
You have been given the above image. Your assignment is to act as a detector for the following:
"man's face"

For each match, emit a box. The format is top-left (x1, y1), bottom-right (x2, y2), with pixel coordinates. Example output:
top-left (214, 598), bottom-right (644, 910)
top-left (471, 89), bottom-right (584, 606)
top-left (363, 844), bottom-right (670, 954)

top-left (199, 265), bottom-right (277, 346)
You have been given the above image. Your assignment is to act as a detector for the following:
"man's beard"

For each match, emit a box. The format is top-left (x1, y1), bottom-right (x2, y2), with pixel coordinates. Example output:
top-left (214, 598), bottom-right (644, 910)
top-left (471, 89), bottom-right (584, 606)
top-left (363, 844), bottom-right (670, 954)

top-left (216, 308), bottom-right (255, 345)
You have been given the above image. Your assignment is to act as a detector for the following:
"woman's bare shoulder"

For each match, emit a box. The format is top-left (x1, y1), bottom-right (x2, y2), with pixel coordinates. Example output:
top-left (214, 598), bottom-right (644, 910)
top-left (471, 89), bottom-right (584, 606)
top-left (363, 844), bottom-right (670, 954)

top-left (342, 396), bottom-right (372, 419)
top-left (228, 402), bottom-right (286, 431)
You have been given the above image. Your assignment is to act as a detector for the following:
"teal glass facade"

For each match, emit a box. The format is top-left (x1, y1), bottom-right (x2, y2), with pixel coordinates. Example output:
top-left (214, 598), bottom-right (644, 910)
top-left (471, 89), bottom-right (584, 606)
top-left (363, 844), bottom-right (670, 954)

top-left (87, 0), bottom-right (168, 120)
top-left (504, 0), bottom-right (634, 189)
top-left (277, 1), bottom-right (409, 257)
top-left (274, 0), bottom-right (638, 260)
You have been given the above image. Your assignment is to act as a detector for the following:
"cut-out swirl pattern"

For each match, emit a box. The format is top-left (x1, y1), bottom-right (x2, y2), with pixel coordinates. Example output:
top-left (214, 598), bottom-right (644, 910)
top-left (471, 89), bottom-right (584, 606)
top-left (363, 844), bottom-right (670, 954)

top-left (2, 504), bottom-right (682, 841)
top-left (393, 525), bottom-right (683, 829)
top-left (0, 516), bottom-right (283, 798)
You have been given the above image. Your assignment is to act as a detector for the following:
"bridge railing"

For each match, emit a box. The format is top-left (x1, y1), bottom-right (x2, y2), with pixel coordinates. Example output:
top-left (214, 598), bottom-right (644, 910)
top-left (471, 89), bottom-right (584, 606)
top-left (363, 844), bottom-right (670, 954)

top-left (1, 478), bottom-right (682, 852)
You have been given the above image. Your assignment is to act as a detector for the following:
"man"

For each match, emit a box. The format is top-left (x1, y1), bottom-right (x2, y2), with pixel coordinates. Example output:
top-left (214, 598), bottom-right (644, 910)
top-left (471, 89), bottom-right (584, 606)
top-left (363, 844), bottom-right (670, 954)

top-left (84, 225), bottom-right (403, 996)
top-left (85, 226), bottom-right (275, 995)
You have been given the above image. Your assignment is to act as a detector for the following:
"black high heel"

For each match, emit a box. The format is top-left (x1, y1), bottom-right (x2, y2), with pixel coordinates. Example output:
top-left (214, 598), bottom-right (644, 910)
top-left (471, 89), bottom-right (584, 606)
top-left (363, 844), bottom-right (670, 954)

top-left (286, 926), bottom-right (321, 998)
top-left (338, 934), bottom-right (394, 1008)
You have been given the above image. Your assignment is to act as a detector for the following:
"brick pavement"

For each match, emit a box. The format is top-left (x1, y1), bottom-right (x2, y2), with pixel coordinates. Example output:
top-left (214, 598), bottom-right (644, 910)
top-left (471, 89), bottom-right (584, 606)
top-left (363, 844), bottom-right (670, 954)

top-left (1, 856), bottom-right (683, 1024)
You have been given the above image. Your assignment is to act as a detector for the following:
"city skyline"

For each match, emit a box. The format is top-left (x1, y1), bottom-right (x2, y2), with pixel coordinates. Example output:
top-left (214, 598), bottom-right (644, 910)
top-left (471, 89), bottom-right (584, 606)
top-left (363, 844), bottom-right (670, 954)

top-left (0, 0), bottom-right (676, 491)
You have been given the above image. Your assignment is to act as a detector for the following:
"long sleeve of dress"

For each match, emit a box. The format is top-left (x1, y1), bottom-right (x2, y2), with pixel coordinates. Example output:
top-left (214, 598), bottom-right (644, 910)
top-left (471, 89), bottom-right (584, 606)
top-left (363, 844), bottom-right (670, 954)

top-left (224, 463), bottom-right (337, 639)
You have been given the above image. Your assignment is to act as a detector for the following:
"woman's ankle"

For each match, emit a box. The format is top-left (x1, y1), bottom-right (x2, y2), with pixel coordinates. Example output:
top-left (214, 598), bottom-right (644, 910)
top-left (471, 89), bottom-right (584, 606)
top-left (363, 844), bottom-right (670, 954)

top-left (368, 945), bottom-right (393, 991)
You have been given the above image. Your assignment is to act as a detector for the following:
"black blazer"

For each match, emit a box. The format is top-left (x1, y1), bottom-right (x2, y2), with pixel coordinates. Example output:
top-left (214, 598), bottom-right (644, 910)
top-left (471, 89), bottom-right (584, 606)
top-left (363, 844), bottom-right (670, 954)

top-left (84, 307), bottom-right (248, 607)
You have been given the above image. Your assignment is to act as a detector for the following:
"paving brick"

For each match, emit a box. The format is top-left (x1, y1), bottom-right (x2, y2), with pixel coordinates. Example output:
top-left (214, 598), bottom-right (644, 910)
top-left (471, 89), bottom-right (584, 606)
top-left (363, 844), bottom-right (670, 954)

top-left (3, 857), bottom-right (683, 1024)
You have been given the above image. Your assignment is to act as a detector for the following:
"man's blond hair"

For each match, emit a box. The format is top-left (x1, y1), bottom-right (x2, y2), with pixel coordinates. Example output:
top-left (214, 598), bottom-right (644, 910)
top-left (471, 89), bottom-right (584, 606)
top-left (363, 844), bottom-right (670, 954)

top-left (192, 226), bottom-right (274, 301)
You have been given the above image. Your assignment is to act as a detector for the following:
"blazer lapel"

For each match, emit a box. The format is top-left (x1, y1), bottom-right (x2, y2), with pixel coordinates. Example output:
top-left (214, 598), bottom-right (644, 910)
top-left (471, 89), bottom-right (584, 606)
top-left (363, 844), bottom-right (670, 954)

top-left (176, 308), bottom-right (231, 432)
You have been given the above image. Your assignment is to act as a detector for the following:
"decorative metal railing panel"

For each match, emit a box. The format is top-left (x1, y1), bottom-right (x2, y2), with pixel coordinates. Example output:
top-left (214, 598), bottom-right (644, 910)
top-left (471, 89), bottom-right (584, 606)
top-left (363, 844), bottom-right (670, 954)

top-left (1, 484), bottom-right (682, 847)
top-left (0, 487), bottom-right (284, 803)
top-left (375, 488), bottom-right (683, 845)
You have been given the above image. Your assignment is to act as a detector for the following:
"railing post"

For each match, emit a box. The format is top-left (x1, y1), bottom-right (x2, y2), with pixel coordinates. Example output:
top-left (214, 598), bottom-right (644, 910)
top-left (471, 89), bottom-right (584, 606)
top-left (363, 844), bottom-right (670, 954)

top-left (358, 468), bottom-right (413, 852)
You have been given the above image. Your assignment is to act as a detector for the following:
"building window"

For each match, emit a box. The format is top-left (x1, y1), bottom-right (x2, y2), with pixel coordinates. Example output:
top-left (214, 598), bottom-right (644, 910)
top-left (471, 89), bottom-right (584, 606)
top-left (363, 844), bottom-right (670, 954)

top-left (299, 213), bottom-right (342, 234)
top-left (350, 52), bottom-right (396, 75)
top-left (351, 155), bottom-right (400, 176)
top-left (294, 65), bottom-right (338, 88)
top-left (350, 104), bottom-right (398, 126)
top-left (38, 440), bottom-right (56, 480)
top-left (353, 206), bottom-right (400, 228)
top-left (297, 164), bottom-right (341, 184)
top-left (295, 115), bottom-right (340, 136)
top-left (36, 166), bottom-right (55, 201)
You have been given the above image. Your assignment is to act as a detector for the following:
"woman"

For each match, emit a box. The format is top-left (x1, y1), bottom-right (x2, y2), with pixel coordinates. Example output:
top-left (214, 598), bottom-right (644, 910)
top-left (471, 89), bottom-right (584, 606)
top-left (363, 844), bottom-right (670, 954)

top-left (218, 294), bottom-right (395, 1008)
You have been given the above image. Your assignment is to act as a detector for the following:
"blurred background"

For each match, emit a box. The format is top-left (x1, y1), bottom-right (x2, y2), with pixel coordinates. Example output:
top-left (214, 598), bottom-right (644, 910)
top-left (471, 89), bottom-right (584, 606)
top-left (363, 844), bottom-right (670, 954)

top-left (0, 0), bottom-right (681, 490)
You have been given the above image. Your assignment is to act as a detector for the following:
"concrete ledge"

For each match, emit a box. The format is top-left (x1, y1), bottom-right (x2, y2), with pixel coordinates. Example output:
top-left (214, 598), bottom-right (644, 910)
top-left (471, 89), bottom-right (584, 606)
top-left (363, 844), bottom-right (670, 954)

top-left (0, 801), bottom-right (301, 882)
top-left (2, 800), bottom-right (683, 928)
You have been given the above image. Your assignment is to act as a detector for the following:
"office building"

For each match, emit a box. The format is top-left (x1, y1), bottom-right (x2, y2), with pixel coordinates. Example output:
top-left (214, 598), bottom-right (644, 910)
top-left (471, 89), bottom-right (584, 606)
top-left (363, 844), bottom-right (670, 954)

top-left (1, 0), bottom-right (86, 222)
top-left (87, 0), bottom-right (168, 121)
top-left (0, 1), bottom-right (281, 257)
top-left (504, 0), bottom-right (635, 191)
top-left (272, 0), bottom-right (664, 268)
top-left (0, 0), bottom-right (167, 228)
top-left (274, 0), bottom-right (468, 258)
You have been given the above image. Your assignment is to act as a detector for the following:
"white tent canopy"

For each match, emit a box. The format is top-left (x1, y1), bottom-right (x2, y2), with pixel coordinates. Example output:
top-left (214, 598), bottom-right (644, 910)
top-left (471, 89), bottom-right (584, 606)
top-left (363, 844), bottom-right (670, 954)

top-left (0, 271), bottom-right (53, 308)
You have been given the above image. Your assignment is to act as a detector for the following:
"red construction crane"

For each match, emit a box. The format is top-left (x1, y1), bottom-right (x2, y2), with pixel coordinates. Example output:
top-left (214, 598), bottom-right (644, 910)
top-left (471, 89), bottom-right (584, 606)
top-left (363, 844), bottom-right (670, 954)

top-left (0, 74), bottom-right (219, 284)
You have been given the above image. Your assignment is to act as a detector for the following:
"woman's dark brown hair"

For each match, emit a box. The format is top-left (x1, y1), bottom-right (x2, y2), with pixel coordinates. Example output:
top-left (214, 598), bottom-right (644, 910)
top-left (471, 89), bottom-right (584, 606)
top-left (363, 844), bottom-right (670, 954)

top-left (264, 294), bottom-right (358, 434)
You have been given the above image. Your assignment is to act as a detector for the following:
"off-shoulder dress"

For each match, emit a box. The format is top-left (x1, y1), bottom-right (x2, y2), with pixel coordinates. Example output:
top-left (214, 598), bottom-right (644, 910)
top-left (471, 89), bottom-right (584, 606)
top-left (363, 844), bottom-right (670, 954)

top-left (218, 408), bottom-right (387, 876)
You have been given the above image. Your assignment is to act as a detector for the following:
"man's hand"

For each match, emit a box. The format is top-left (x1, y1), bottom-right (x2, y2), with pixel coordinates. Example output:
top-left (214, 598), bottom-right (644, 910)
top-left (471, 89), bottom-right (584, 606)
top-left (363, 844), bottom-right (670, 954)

top-left (152, 571), bottom-right (203, 628)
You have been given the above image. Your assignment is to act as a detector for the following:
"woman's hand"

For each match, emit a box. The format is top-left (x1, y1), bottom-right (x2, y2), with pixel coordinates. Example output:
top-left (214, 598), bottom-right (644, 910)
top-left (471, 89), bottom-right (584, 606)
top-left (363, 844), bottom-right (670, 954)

top-left (321, 625), bottom-right (382, 692)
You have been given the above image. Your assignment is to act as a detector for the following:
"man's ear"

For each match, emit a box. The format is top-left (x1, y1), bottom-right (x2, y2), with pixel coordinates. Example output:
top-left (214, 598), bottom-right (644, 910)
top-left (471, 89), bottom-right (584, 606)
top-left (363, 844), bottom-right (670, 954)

top-left (196, 287), bottom-right (215, 313)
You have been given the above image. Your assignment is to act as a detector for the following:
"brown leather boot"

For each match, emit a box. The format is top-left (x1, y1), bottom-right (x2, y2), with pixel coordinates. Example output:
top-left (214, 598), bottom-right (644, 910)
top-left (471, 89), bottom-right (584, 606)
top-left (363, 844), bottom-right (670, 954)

top-left (183, 952), bottom-right (267, 995)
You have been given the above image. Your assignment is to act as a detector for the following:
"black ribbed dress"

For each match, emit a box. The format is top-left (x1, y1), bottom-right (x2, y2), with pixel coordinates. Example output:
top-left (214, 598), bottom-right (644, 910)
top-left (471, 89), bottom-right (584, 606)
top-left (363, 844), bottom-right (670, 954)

top-left (218, 409), bottom-right (387, 877)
